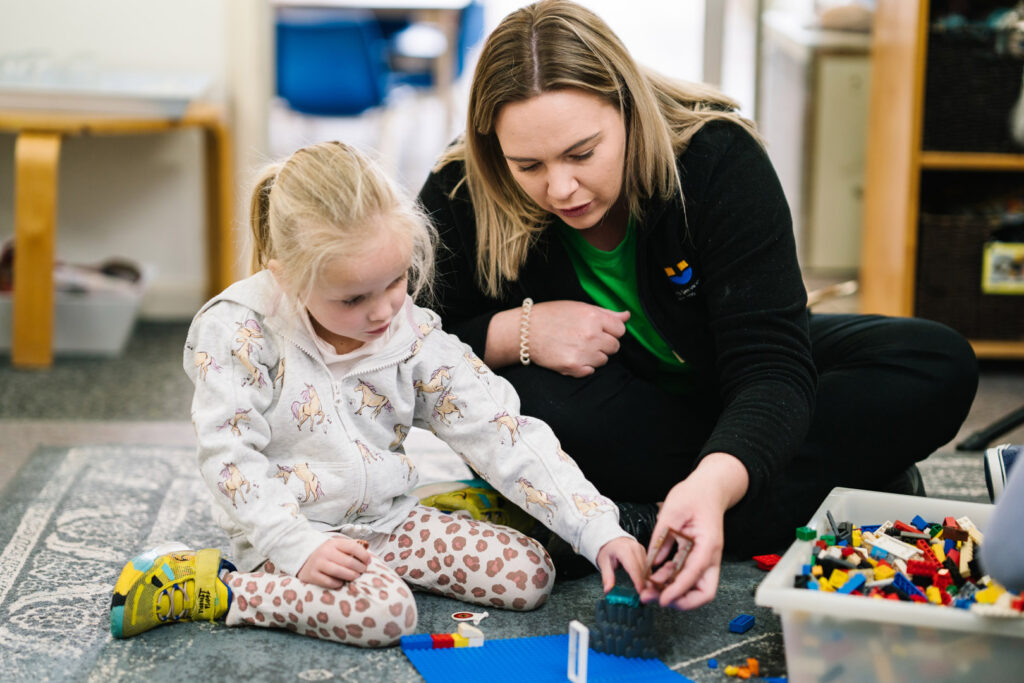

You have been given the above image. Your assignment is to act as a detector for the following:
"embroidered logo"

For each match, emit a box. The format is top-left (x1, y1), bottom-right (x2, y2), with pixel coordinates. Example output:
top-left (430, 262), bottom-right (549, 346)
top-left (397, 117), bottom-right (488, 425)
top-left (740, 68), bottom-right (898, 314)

top-left (664, 259), bottom-right (699, 299)
top-left (664, 259), bottom-right (693, 285)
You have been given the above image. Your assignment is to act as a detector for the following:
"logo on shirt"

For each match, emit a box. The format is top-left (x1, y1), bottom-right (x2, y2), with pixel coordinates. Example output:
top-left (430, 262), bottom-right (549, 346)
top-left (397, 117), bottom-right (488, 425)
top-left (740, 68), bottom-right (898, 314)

top-left (664, 259), bottom-right (699, 299)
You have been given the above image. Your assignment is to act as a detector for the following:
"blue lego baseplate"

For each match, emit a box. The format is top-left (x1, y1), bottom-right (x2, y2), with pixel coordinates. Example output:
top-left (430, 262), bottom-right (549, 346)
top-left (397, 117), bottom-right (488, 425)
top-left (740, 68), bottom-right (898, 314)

top-left (401, 633), bottom-right (692, 682)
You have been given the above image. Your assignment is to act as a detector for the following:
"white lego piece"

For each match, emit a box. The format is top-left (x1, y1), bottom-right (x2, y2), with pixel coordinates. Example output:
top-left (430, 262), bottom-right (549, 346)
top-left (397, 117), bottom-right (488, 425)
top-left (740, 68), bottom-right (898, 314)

top-left (568, 619), bottom-right (589, 683)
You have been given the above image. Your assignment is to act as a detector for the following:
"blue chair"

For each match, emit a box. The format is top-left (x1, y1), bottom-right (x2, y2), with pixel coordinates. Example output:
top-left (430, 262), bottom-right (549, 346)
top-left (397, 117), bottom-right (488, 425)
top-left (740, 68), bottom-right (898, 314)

top-left (388, 1), bottom-right (485, 88)
top-left (275, 8), bottom-right (392, 117)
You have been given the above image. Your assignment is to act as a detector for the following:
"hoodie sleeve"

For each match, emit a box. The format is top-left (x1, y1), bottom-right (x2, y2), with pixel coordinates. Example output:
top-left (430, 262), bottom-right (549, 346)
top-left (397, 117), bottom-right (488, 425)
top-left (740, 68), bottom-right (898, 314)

top-left (410, 325), bottom-right (630, 566)
top-left (184, 303), bottom-right (328, 575)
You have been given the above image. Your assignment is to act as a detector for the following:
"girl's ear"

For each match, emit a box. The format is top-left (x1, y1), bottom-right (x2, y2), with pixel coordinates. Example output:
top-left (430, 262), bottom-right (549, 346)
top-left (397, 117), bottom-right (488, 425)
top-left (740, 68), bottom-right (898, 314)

top-left (267, 259), bottom-right (287, 289)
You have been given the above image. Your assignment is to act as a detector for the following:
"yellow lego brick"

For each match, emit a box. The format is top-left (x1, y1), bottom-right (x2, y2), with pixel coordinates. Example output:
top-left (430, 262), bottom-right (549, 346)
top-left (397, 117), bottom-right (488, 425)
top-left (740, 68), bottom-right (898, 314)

top-left (874, 564), bottom-right (895, 581)
top-left (975, 585), bottom-right (1005, 605)
top-left (931, 543), bottom-right (946, 564)
top-left (828, 569), bottom-right (849, 589)
top-left (452, 633), bottom-right (469, 648)
top-left (926, 586), bottom-right (942, 605)
top-left (818, 577), bottom-right (835, 592)
top-left (724, 665), bottom-right (739, 677)
top-left (852, 529), bottom-right (862, 547)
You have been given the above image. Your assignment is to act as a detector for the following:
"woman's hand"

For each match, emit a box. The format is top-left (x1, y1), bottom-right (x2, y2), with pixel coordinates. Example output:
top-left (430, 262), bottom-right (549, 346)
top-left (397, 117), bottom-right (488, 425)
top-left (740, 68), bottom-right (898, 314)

top-left (639, 453), bottom-right (749, 610)
top-left (529, 301), bottom-right (630, 377)
top-left (297, 536), bottom-right (372, 589)
top-left (596, 536), bottom-right (648, 594)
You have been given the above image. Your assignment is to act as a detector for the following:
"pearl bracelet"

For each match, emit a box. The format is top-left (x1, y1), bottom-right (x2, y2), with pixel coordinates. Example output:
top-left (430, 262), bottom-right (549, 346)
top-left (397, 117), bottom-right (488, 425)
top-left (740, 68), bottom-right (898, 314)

top-left (519, 297), bottom-right (534, 366)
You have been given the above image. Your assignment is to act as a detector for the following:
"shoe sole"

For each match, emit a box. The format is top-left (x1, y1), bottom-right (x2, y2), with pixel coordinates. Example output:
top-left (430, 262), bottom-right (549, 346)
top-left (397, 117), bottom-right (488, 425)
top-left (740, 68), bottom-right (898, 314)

top-left (110, 542), bottom-right (190, 638)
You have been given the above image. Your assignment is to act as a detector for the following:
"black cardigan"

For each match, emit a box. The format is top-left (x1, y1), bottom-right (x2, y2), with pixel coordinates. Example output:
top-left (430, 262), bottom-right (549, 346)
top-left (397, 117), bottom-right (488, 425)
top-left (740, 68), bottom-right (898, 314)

top-left (416, 121), bottom-right (817, 501)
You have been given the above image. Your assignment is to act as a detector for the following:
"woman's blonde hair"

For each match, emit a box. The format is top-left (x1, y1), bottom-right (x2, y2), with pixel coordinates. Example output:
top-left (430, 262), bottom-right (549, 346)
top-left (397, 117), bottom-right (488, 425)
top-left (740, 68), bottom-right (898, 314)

top-left (439, 0), bottom-right (759, 296)
top-left (249, 141), bottom-right (436, 303)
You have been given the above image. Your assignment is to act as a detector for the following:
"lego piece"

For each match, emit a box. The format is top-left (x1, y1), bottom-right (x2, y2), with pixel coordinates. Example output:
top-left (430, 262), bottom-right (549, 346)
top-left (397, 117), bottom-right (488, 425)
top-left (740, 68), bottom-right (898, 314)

top-left (837, 573), bottom-right (866, 594)
top-left (403, 633), bottom-right (683, 682)
top-left (708, 658), bottom-right (718, 669)
top-left (451, 610), bottom-right (489, 625)
top-left (729, 614), bottom-right (755, 634)
top-left (955, 516), bottom-right (985, 546)
top-left (457, 622), bottom-right (485, 647)
top-left (590, 586), bottom-right (656, 659)
top-left (892, 572), bottom-right (926, 601)
top-left (567, 619), bottom-right (589, 683)
top-left (752, 554), bottom-right (781, 571)
top-left (646, 527), bottom-right (693, 590)
top-left (451, 633), bottom-right (469, 648)
top-left (746, 658), bottom-right (760, 676)
top-left (737, 666), bottom-right (751, 679)
top-left (401, 634), bottom-right (435, 650)
top-left (795, 526), bottom-right (817, 541)
top-left (828, 569), bottom-right (849, 590)
top-left (911, 515), bottom-right (930, 531)
top-left (431, 633), bottom-right (454, 649)
top-left (724, 665), bottom-right (739, 676)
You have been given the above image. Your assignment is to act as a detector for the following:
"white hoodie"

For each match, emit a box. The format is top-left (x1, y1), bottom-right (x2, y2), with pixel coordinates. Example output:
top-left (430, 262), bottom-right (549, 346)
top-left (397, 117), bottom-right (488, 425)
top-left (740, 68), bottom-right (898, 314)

top-left (184, 270), bottom-right (628, 574)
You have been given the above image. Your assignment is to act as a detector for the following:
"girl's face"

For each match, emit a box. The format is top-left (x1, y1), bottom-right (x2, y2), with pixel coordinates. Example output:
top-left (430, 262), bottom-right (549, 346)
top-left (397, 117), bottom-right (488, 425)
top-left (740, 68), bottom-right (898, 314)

top-left (302, 223), bottom-right (411, 354)
top-left (494, 88), bottom-right (627, 234)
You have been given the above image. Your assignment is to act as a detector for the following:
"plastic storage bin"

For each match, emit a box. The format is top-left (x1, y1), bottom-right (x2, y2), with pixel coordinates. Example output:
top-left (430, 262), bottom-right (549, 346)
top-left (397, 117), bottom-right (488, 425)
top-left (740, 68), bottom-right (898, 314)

top-left (755, 488), bottom-right (1023, 682)
top-left (0, 275), bottom-right (148, 358)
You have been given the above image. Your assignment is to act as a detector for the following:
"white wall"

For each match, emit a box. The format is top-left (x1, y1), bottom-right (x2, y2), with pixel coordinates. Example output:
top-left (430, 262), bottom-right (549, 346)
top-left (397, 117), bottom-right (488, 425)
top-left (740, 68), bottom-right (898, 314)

top-left (0, 0), bottom-right (253, 319)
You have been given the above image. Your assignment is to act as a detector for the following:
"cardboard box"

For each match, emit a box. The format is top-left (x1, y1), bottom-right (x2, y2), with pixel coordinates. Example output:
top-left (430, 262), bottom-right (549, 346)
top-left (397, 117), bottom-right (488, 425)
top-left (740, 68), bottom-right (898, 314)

top-left (755, 488), bottom-right (1024, 682)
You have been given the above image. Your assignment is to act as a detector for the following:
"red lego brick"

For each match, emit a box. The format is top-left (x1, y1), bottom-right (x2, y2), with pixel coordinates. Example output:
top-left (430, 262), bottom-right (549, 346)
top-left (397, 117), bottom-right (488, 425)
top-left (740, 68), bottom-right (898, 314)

top-left (894, 520), bottom-right (917, 533)
top-left (431, 633), bottom-right (454, 649)
top-left (752, 554), bottom-right (781, 571)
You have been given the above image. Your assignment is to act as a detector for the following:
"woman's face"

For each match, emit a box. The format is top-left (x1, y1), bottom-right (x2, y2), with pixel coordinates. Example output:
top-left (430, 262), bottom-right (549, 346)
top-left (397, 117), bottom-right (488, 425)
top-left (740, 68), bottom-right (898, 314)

top-left (494, 89), bottom-right (627, 233)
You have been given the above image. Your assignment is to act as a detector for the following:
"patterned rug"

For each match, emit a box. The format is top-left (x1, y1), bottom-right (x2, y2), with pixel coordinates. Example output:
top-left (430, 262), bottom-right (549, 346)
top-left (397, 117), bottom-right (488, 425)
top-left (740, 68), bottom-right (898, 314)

top-left (0, 443), bottom-right (989, 682)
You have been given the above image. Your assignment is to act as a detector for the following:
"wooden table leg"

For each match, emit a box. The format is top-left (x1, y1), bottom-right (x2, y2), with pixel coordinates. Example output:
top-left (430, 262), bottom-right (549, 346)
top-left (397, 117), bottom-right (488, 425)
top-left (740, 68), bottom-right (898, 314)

top-left (12, 132), bottom-right (62, 368)
top-left (424, 8), bottom-right (459, 138)
top-left (203, 119), bottom-right (236, 297)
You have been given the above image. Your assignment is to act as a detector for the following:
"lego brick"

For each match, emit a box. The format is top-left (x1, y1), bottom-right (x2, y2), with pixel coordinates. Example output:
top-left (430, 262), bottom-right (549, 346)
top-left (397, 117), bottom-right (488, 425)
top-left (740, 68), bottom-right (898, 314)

top-left (431, 633), bottom-right (454, 649)
top-left (837, 573), bottom-right (867, 595)
top-left (401, 634), bottom-right (435, 650)
top-left (729, 614), bottom-right (755, 634)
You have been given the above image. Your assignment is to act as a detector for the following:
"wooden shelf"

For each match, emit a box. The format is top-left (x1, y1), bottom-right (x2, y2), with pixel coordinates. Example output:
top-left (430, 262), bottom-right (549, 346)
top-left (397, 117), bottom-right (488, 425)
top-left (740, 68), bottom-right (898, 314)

top-left (920, 151), bottom-right (1024, 171)
top-left (860, 0), bottom-right (1024, 359)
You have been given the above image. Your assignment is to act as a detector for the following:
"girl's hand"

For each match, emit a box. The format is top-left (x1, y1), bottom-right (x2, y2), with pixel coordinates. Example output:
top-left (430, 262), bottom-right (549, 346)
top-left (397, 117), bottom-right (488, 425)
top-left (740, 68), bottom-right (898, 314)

top-left (297, 536), bottom-right (372, 589)
top-left (639, 453), bottom-right (749, 610)
top-left (596, 536), bottom-right (648, 595)
top-left (529, 301), bottom-right (630, 377)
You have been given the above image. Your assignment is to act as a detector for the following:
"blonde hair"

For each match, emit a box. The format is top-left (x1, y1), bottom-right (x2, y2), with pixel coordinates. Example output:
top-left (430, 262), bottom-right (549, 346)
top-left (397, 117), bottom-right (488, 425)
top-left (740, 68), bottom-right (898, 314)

top-left (249, 141), bottom-right (436, 304)
top-left (438, 0), bottom-right (759, 297)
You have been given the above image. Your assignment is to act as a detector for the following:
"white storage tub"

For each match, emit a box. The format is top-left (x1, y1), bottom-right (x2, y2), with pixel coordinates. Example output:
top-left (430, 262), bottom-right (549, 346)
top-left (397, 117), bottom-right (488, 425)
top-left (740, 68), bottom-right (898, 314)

top-left (755, 487), bottom-right (1023, 682)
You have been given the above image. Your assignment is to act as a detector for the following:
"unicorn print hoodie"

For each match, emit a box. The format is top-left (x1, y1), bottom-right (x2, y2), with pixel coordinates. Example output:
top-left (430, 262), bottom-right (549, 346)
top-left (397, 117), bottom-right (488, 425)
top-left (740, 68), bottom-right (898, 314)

top-left (184, 270), bottom-right (628, 575)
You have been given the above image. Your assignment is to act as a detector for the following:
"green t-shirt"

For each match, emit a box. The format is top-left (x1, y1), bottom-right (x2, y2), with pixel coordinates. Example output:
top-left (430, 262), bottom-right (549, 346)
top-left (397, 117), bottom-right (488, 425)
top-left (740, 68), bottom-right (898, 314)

top-left (556, 218), bottom-right (693, 393)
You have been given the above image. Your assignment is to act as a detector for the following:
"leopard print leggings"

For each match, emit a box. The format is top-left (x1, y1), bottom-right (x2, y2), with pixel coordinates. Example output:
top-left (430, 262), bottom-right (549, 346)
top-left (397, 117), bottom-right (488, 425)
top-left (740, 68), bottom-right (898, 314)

top-left (223, 505), bottom-right (555, 647)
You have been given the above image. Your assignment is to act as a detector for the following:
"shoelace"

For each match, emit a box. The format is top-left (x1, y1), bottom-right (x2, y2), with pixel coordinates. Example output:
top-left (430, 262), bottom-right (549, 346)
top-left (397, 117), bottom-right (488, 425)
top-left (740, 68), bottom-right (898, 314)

top-left (156, 581), bottom-right (192, 622)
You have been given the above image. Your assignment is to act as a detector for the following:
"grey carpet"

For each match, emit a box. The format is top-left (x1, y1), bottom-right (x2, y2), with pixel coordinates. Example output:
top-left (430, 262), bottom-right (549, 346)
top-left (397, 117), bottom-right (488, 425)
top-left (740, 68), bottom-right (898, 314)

top-left (0, 444), bottom-right (791, 683)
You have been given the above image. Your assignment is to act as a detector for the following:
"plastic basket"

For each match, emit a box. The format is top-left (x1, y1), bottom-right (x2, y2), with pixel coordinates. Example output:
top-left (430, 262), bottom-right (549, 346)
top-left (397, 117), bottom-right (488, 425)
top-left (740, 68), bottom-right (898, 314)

top-left (915, 212), bottom-right (1024, 339)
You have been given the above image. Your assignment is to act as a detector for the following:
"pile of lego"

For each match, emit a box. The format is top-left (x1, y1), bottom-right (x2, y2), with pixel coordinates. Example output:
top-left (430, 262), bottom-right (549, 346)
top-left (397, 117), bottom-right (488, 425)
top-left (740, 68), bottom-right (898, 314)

top-left (791, 511), bottom-right (1024, 615)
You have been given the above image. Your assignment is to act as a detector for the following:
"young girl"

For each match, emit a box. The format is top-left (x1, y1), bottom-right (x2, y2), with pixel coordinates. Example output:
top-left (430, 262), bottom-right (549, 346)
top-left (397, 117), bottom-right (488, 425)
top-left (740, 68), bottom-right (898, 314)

top-left (109, 141), bottom-right (646, 647)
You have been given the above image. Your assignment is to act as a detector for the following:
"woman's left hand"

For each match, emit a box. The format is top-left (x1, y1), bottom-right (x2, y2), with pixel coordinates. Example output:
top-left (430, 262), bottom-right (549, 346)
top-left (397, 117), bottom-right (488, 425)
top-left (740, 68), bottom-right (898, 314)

top-left (639, 452), bottom-right (749, 610)
top-left (596, 536), bottom-right (648, 594)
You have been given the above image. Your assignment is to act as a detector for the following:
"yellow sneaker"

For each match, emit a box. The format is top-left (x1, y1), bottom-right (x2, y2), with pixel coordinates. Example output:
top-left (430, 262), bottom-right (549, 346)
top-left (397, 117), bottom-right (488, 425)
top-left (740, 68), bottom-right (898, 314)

top-left (110, 543), bottom-right (235, 638)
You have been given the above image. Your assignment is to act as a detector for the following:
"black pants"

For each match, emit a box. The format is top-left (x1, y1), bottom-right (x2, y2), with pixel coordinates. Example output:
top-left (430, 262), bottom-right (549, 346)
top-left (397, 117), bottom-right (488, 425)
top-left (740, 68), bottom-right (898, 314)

top-left (497, 314), bottom-right (979, 555)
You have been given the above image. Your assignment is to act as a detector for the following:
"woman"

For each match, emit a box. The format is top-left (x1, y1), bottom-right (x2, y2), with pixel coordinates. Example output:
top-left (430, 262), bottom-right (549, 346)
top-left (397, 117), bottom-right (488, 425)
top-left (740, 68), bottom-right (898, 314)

top-left (417, 0), bottom-right (978, 610)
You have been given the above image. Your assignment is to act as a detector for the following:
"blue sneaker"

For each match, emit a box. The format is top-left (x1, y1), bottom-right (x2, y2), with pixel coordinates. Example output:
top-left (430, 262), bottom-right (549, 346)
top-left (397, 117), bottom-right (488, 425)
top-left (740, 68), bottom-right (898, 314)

top-left (984, 444), bottom-right (1021, 503)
